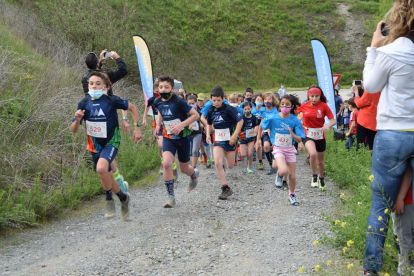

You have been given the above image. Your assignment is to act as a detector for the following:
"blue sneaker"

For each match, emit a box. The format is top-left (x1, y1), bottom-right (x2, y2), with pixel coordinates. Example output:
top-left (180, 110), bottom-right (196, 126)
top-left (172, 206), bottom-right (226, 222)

top-left (247, 167), bottom-right (253, 173)
top-left (159, 164), bottom-right (163, 175)
top-left (188, 168), bottom-right (199, 191)
top-left (116, 176), bottom-right (128, 193)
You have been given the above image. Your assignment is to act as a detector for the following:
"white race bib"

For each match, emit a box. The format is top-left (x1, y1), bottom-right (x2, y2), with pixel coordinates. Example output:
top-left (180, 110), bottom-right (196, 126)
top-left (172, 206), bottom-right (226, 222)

top-left (307, 127), bottom-right (323, 140)
top-left (190, 121), bottom-right (199, 131)
top-left (246, 128), bottom-right (256, 138)
top-left (275, 133), bottom-right (292, 147)
top-left (86, 120), bottom-right (107, 138)
top-left (163, 119), bottom-right (181, 135)
top-left (215, 128), bottom-right (231, 141)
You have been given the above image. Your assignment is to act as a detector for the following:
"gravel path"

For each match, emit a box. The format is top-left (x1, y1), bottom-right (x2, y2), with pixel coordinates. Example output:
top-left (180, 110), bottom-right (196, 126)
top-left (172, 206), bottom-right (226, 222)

top-left (0, 152), bottom-right (340, 275)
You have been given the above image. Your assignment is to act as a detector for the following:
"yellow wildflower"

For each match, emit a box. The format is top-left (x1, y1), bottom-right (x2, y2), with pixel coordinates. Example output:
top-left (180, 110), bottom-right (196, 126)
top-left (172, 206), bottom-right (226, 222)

top-left (327, 260), bottom-right (332, 265)
top-left (396, 238), bottom-right (399, 242)
top-left (299, 266), bottom-right (304, 273)
top-left (342, 247), bottom-right (348, 253)
top-left (334, 220), bottom-right (340, 225)
top-left (378, 216), bottom-right (383, 221)
top-left (380, 228), bottom-right (384, 232)
top-left (369, 174), bottom-right (374, 182)
top-left (384, 208), bottom-right (389, 214)
top-left (315, 265), bottom-right (320, 272)
top-left (384, 273), bottom-right (390, 276)
top-left (368, 225), bottom-right (372, 229)
top-left (347, 240), bottom-right (354, 247)
top-left (340, 193), bottom-right (346, 199)
top-left (313, 240), bottom-right (320, 246)
top-left (341, 222), bottom-right (347, 227)
top-left (347, 263), bottom-right (354, 269)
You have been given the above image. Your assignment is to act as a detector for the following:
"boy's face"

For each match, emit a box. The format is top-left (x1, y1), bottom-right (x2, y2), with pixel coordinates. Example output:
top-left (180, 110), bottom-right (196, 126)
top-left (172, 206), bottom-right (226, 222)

top-left (245, 92), bottom-right (253, 99)
top-left (158, 81), bottom-right (174, 93)
top-left (88, 76), bottom-right (106, 91)
top-left (211, 96), bottom-right (223, 108)
top-left (197, 99), bottom-right (204, 108)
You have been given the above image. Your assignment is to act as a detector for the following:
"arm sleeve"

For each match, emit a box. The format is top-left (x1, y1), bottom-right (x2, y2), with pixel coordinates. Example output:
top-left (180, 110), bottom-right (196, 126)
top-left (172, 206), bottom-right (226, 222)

top-left (207, 109), bottom-right (213, 125)
top-left (147, 97), bottom-right (154, 107)
top-left (178, 97), bottom-right (192, 113)
top-left (201, 101), bottom-right (212, 116)
top-left (260, 117), bottom-right (270, 130)
top-left (228, 106), bottom-right (242, 123)
top-left (354, 92), bottom-right (370, 108)
top-left (107, 58), bottom-right (128, 84)
top-left (110, 96), bottom-right (129, 110)
top-left (363, 51), bottom-right (392, 94)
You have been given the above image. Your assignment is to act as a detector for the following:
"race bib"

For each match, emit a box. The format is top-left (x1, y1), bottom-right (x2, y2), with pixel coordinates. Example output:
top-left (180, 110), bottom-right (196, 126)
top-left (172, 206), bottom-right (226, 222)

top-left (190, 121), bottom-right (199, 131)
top-left (86, 120), bottom-right (107, 138)
top-left (163, 119), bottom-right (181, 135)
top-left (307, 127), bottom-right (323, 140)
top-left (246, 128), bottom-right (256, 138)
top-left (275, 133), bottom-right (292, 147)
top-left (215, 128), bottom-right (231, 141)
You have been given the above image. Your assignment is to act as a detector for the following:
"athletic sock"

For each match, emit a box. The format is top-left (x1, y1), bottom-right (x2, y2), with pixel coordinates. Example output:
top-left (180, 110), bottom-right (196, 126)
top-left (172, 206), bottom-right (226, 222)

top-left (312, 174), bottom-right (318, 178)
top-left (289, 191), bottom-right (295, 196)
top-left (165, 179), bottom-right (175, 196)
top-left (319, 177), bottom-right (324, 180)
top-left (116, 190), bottom-right (127, 201)
top-left (265, 152), bottom-right (272, 166)
top-left (259, 160), bottom-right (263, 164)
top-left (190, 169), bottom-right (197, 179)
top-left (172, 163), bottom-right (177, 170)
top-left (113, 169), bottom-right (121, 180)
top-left (105, 189), bottom-right (113, 200)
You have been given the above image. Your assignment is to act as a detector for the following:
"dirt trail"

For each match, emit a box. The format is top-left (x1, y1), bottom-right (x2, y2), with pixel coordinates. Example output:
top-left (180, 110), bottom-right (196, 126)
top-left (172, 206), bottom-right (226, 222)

top-left (0, 151), bottom-right (343, 276)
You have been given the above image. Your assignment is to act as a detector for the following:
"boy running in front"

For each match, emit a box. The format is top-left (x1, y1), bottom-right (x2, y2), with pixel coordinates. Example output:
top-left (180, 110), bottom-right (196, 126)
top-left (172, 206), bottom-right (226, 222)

top-left (154, 75), bottom-right (200, 208)
top-left (71, 72), bottom-right (143, 220)
top-left (206, 86), bottom-right (244, 200)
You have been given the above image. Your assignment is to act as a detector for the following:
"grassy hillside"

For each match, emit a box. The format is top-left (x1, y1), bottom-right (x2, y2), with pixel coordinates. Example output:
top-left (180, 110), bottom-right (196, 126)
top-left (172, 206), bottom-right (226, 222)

top-left (12, 0), bottom-right (378, 91)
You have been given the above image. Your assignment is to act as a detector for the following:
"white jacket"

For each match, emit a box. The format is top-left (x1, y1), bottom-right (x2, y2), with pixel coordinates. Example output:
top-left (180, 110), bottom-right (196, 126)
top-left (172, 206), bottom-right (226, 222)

top-left (363, 37), bottom-right (414, 130)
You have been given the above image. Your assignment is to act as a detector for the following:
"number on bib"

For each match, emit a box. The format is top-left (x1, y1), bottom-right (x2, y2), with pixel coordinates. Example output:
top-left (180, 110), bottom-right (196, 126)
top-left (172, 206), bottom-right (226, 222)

top-left (215, 128), bottom-right (231, 141)
top-left (246, 128), bottom-right (256, 138)
top-left (163, 119), bottom-right (181, 135)
top-left (86, 121), bottom-right (107, 138)
top-left (274, 133), bottom-right (292, 147)
top-left (190, 121), bottom-right (199, 131)
top-left (306, 128), bottom-right (323, 140)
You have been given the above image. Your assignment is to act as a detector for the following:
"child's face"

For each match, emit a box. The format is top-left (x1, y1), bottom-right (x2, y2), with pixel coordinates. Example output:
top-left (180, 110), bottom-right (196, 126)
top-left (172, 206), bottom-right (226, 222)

top-left (280, 98), bottom-right (292, 108)
top-left (229, 100), bottom-right (237, 104)
top-left (237, 98), bottom-right (243, 105)
top-left (187, 99), bottom-right (197, 108)
top-left (264, 96), bottom-right (273, 108)
top-left (243, 105), bottom-right (252, 113)
top-left (197, 99), bottom-right (204, 108)
top-left (211, 96), bottom-right (223, 108)
top-left (255, 96), bottom-right (263, 104)
top-left (154, 87), bottom-right (159, 94)
top-left (88, 76), bottom-right (106, 91)
top-left (245, 92), bottom-right (253, 99)
top-left (309, 94), bottom-right (320, 105)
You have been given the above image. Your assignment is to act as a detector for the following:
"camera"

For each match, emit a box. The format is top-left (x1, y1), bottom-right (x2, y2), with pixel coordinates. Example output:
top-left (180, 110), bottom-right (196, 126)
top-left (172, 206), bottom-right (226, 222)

top-left (104, 52), bottom-right (112, 58)
top-left (381, 23), bottom-right (389, 36)
top-left (354, 80), bottom-right (362, 86)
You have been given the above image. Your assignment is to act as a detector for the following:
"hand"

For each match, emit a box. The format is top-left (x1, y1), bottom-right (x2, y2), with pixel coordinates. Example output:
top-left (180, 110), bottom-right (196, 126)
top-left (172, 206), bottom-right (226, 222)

top-left (111, 51), bottom-right (120, 59)
top-left (229, 136), bottom-right (237, 146)
top-left (371, 21), bottom-right (387, 48)
top-left (352, 84), bottom-right (358, 94)
top-left (345, 132), bottom-right (350, 137)
top-left (206, 135), bottom-right (211, 144)
top-left (99, 49), bottom-right (107, 61)
top-left (155, 126), bottom-right (160, 137)
top-left (132, 127), bottom-right (144, 143)
top-left (74, 109), bottom-right (85, 121)
top-left (142, 118), bottom-right (147, 127)
top-left (321, 125), bottom-right (330, 132)
top-left (170, 124), bottom-right (183, 135)
top-left (122, 120), bottom-right (130, 133)
top-left (188, 123), bottom-right (193, 130)
top-left (298, 142), bottom-right (304, 151)
top-left (393, 198), bottom-right (405, 215)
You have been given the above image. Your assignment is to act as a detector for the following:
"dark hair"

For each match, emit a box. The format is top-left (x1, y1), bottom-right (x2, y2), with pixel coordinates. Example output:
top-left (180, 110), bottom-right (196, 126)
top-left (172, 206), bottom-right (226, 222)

top-left (187, 94), bottom-right (197, 102)
top-left (252, 93), bottom-right (262, 102)
top-left (211, 85), bottom-right (225, 98)
top-left (88, 71), bottom-right (106, 83)
top-left (348, 97), bottom-right (358, 108)
top-left (357, 86), bottom-right (364, 97)
top-left (241, 102), bottom-right (253, 109)
top-left (307, 84), bottom-right (328, 103)
top-left (185, 92), bottom-right (197, 101)
top-left (244, 88), bottom-right (254, 95)
top-left (281, 94), bottom-right (301, 114)
top-left (153, 81), bottom-right (159, 89)
top-left (158, 75), bottom-right (174, 87)
top-left (85, 53), bottom-right (99, 69)
top-left (334, 89), bottom-right (340, 96)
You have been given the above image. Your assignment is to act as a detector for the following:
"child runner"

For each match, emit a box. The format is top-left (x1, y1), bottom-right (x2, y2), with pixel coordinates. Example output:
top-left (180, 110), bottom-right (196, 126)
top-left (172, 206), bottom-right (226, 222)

top-left (264, 95), bottom-right (305, 202)
top-left (239, 102), bottom-right (258, 173)
top-left (256, 92), bottom-right (279, 175)
top-left (297, 85), bottom-right (336, 191)
top-left (345, 98), bottom-right (358, 150)
top-left (197, 93), bottom-right (213, 168)
top-left (237, 94), bottom-right (244, 106)
top-left (206, 86), bottom-right (243, 200)
top-left (71, 72), bottom-right (143, 220)
top-left (252, 93), bottom-right (264, 166)
top-left (187, 94), bottom-right (203, 169)
top-left (154, 75), bottom-right (200, 208)
top-left (229, 93), bottom-right (244, 165)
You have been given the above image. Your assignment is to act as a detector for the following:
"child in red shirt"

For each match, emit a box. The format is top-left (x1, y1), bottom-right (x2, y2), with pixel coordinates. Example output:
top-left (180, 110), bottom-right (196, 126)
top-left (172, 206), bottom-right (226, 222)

top-left (345, 98), bottom-right (358, 150)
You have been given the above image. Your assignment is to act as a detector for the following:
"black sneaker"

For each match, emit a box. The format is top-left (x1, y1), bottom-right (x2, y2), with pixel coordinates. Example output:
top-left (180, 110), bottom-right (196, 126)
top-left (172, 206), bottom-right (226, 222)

top-left (218, 185), bottom-right (233, 200)
top-left (282, 180), bottom-right (288, 190)
top-left (319, 178), bottom-right (326, 191)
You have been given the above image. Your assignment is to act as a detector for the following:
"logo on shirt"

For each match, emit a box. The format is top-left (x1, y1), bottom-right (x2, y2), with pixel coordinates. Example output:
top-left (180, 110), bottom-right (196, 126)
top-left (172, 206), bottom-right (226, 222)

top-left (92, 108), bottom-right (105, 117)
top-left (162, 109), bottom-right (173, 116)
top-left (214, 116), bottom-right (224, 122)
top-left (317, 110), bottom-right (322, 118)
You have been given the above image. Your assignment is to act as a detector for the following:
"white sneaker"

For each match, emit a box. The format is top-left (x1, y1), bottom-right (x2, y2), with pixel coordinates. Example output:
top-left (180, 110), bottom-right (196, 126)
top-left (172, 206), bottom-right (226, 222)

top-left (288, 194), bottom-right (300, 206)
top-left (311, 175), bottom-right (319, 188)
top-left (275, 173), bottom-right (283, 189)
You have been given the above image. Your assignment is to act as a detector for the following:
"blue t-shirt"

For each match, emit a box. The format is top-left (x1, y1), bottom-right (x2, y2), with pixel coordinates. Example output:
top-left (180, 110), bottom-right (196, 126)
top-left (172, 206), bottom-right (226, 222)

top-left (201, 99), bottom-right (229, 116)
top-left (258, 107), bottom-right (278, 119)
top-left (147, 96), bottom-right (159, 115)
top-left (260, 113), bottom-right (305, 146)
top-left (207, 103), bottom-right (242, 135)
top-left (76, 95), bottom-right (128, 153)
top-left (154, 94), bottom-right (192, 139)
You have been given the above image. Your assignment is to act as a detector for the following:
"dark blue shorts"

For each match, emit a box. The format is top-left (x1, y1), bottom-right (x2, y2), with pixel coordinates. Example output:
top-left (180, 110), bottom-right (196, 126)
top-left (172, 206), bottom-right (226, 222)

top-left (163, 136), bottom-right (191, 163)
top-left (239, 138), bottom-right (255, 145)
top-left (91, 145), bottom-right (118, 172)
top-left (213, 141), bottom-right (236, 152)
top-left (263, 132), bottom-right (272, 144)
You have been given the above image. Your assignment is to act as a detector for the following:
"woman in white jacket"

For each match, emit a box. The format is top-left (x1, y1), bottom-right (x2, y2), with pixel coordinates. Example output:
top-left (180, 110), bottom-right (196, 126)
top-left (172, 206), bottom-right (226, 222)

top-left (362, 1), bottom-right (414, 275)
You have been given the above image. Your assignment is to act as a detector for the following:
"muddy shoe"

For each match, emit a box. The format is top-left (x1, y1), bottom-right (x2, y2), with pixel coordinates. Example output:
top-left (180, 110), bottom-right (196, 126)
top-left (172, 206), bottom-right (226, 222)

top-left (105, 199), bottom-right (115, 218)
top-left (120, 193), bottom-right (130, 221)
top-left (164, 195), bottom-right (176, 208)
top-left (218, 185), bottom-right (233, 200)
top-left (188, 168), bottom-right (199, 191)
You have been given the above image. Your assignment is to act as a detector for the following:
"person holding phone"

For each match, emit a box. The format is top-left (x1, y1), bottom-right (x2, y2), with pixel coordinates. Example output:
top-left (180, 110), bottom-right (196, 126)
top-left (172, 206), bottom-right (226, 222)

top-left (362, 1), bottom-right (414, 274)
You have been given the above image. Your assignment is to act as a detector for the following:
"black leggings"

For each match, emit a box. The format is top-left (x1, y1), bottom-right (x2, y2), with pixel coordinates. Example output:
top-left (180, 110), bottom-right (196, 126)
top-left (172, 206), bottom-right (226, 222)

top-left (356, 124), bottom-right (377, 150)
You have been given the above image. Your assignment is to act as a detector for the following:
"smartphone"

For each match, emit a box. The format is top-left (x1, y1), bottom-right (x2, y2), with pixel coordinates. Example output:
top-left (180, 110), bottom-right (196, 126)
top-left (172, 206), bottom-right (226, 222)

top-left (354, 80), bottom-right (362, 86)
top-left (381, 23), bottom-right (389, 36)
top-left (104, 52), bottom-right (112, 58)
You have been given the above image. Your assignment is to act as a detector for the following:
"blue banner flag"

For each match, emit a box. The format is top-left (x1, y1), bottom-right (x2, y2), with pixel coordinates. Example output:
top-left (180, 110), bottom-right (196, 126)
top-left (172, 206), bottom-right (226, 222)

top-left (310, 39), bottom-right (336, 128)
top-left (133, 35), bottom-right (153, 103)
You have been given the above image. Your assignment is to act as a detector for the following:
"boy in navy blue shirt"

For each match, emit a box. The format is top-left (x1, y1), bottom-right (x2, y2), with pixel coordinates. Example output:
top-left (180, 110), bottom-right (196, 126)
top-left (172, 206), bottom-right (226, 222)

top-left (206, 86), bottom-right (243, 200)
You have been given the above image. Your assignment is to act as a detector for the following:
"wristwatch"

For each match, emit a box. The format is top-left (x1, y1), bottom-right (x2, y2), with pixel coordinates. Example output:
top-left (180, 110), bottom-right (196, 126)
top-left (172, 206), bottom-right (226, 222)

top-left (122, 116), bottom-right (129, 121)
top-left (134, 122), bottom-right (141, 127)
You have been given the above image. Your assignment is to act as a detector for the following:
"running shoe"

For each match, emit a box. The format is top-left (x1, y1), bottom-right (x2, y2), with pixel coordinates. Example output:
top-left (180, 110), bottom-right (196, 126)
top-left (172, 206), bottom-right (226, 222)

top-left (120, 193), bottom-right (130, 221)
top-left (238, 153), bottom-right (244, 161)
top-left (275, 173), bottom-right (283, 189)
top-left (211, 157), bottom-right (215, 164)
top-left (247, 167), bottom-right (253, 173)
top-left (188, 168), bottom-right (199, 191)
top-left (199, 155), bottom-right (203, 162)
top-left (218, 186), bottom-right (233, 200)
top-left (116, 175), bottom-right (128, 193)
top-left (267, 167), bottom-right (276, 175)
top-left (311, 175), bottom-right (319, 188)
top-left (282, 180), bottom-right (288, 190)
top-left (319, 178), bottom-right (326, 191)
top-left (203, 154), bottom-right (208, 165)
top-left (362, 270), bottom-right (378, 276)
top-left (258, 162), bottom-right (264, 170)
top-left (234, 160), bottom-right (238, 166)
top-left (206, 160), bottom-right (212, 169)
top-left (105, 199), bottom-right (116, 218)
top-left (164, 195), bottom-right (176, 208)
top-left (288, 194), bottom-right (300, 206)
top-left (159, 164), bottom-right (163, 175)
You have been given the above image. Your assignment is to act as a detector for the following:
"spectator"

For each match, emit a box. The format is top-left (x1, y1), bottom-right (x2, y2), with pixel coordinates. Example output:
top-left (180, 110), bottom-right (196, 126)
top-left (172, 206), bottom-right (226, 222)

top-left (278, 84), bottom-right (287, 98)
top-left (334, 89), bottom-right (344, 127)
top-left (345, 98), bottom-right (358, 150)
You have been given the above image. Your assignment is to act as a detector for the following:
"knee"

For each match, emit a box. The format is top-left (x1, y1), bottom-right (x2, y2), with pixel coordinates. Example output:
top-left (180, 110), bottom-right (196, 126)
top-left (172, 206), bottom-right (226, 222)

top-left (96, 165), bottom-right (109, 176)
top-left (318, 160), bottom-right (325, 166)
top-left (214, 159), bottom-right (223, 169)
top-left (163, 160), bottom-right (173, 170)
top-left (310, 152), bottom-right (317, 159)
top-left (279, 168), bottom-right (288, 176)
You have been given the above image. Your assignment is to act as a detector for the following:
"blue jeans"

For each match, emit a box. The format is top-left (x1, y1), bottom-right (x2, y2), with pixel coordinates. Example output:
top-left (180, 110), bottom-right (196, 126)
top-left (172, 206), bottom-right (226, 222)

top-left (345, 134), bottom-right (355, 150)
top-left (363, 130), bottom-right (414, 272)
